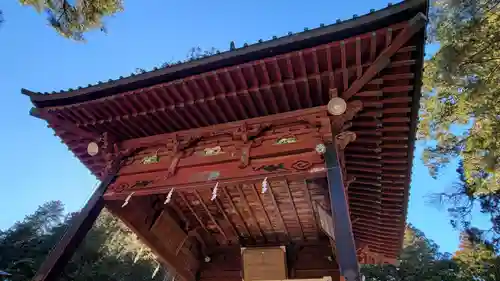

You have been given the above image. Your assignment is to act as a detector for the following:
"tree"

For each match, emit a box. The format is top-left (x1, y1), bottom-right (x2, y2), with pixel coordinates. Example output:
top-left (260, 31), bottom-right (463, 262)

top-left (0, 201), bottom-right (169, 281)
top-left (0, 201), bottom-right (65, 280)
top-left (19, 0), bottom-right (123, 41)
top-left (453, 228), bottom-right (500, 280)
top-left (421, 0), bottom-right (500, 248)
top-left (362, 225), bottom-right (461, 281)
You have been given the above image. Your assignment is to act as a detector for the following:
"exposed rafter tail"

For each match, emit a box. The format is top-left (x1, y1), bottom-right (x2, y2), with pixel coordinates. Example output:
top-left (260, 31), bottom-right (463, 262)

top-left (30, 107), bottom-right (100, 140)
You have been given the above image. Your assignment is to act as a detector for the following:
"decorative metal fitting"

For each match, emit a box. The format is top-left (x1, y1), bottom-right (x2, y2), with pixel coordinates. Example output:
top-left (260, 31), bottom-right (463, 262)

top-left (327, 97), bottom-right (347, 115)
top-left (87, 142), bottom-right (99, 156)
top-left (315, 143), bottom-right (327, 155)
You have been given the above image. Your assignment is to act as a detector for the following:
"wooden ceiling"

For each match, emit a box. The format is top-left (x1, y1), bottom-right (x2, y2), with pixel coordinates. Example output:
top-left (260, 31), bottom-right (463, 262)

top-left (169, 180), bottom-right (327, 246)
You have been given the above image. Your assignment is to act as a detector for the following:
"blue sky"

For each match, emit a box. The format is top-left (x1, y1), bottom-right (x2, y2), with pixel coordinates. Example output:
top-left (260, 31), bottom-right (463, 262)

top-left (0, 0), bottom-right (490, 254)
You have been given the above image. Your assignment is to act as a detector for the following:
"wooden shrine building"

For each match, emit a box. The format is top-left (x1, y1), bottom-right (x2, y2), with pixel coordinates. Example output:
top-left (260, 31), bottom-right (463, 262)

top-left (23, 1), bottom-right (428, 280)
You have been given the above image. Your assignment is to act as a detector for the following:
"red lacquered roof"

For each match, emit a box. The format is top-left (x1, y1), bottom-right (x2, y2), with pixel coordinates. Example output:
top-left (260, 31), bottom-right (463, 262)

top-left (24, 0), bottom-right (428, 261)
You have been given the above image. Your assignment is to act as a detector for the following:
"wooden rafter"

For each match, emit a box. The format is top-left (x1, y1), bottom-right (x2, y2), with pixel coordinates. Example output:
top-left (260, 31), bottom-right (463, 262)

top-left (178, 192), bottom-right (209, 235)
top-left (212, 197), bottom-right (239, 240)
top-left (342, 12), bottom-right (427, 100)
top-left (235, 185), bottom-right (267, 241)
top-left (302, 181), bottom-right (320, 239)
top-left (31, 108), bottom-right (99, 140)
top-left (283, 179), bottom-right (305, 241)
top-left (266, 182), bottom-right (290, 240)
top-left (249, 183), bottom-right (278, 242)
top-left (355, 37), bottom-right (362, 78)
top-left (193, 190), bottom-right (228, 243)
top-left (221, 186), bottom-right (252, 239)
top-left (170, 201), bottom-right (191, 231)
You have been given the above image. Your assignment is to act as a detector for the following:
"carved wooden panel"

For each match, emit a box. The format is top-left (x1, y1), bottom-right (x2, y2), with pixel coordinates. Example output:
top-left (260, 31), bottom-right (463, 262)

top-left (103, 107), bottom-right (334, 199)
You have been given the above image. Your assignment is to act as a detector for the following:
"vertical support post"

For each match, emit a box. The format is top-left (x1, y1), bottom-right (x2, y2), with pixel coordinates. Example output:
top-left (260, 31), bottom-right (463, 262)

top-left (324, 143), bottom-right (362, 281)
top-left (32, 174), bottom-right (116, 281)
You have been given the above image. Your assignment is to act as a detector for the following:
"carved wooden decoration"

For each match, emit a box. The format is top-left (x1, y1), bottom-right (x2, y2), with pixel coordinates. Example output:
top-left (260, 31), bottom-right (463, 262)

top-left (103, 106), bottom-right (339, 199)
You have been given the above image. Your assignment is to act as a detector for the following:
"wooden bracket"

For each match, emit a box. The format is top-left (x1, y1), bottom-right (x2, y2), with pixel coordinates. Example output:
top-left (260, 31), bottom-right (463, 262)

top-left (335, 131), bottom-right (357, 150)
top-left (331, 101), bottom-right (363, 133)
top-left (345, 176), bottom-right (356, 191)
top-left (238, 143), bottom-right (252, 168)
top-left (166, 152), bottom-right (183, 179)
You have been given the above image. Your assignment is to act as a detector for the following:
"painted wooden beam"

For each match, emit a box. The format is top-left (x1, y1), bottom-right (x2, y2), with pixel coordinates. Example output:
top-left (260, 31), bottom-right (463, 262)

top-left (342, 12), bottom-right (427, 100)
top-left (324, 144), bottom-right (361, 281)
top-left (31, 174), bottom-right (116, 281)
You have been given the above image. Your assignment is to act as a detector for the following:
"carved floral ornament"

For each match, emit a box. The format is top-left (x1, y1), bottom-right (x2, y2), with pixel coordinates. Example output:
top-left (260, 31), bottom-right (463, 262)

top-left (202, 146), bottom-right (222, 156)
top-left (275, 137), bottom-right (297, 145)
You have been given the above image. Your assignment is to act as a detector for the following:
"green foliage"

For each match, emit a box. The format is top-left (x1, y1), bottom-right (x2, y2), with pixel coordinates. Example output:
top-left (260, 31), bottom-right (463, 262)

top-left (1, 203), bottom-right (498, 281)
top-left (0, 201), bottom-right (169, 281)
top-left (362, 225), bottom-right (460, 281)
top-left (421, 0), bottom-right (500, 191)
top-left (0, 201), bottom-right (66, 280)
top-left (454, 228), bottom-right (500, 280)
top-left (362, 225), bottom-right (499, 281)
top-left (421, 0), bottom-right (500, 248)
top-left (19, 0), bottom-right (123, 41)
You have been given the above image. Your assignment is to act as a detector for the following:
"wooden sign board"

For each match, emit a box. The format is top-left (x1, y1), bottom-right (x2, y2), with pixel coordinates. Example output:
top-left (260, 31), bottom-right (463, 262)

top-left (241, 246), bottom-right (287, 281)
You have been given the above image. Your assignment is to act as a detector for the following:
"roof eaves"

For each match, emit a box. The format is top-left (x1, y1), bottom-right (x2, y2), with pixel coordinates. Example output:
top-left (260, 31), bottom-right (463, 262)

top-left (24, 0), bottom-right (427, 108)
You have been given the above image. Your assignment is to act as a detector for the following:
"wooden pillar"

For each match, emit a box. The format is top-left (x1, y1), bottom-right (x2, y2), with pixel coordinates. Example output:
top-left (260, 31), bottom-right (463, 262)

top-left (32, 174), bottom-right (116, 281)
top-left (324, 143), bottom-right (361, 281)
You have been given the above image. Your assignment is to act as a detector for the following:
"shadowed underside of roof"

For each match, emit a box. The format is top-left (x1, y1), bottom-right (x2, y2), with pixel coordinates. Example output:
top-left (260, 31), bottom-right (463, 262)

top-left (23, 0), bottom-right (428, 264)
